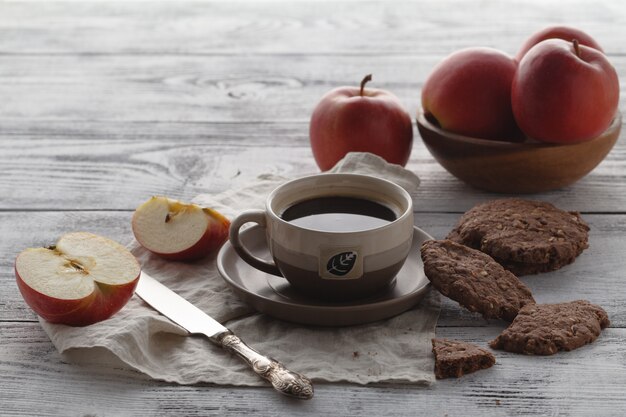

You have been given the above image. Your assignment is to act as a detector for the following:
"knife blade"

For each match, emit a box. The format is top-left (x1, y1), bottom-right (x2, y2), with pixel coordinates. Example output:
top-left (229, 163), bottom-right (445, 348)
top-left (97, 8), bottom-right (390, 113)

top-left (134, 272), bottom-right (313, 399)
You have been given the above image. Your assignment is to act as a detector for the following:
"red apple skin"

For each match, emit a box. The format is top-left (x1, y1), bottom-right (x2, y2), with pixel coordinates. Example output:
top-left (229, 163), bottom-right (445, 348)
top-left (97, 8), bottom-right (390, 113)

top-left (516, 26), bottom-right (603, 62)
top-left (421, 48), bottom-right (518, 140)
top-left (15, 263), bottom-right (140, 326)
top-left (512, 39), bottom-right (619, 144)
top-left (146, 213), bottom-right (231, 261)
top-left (309, 77), bottom-right (413, 171)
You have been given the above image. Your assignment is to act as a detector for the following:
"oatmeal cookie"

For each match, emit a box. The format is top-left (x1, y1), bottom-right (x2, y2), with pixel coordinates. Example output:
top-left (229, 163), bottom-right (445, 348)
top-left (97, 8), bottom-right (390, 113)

top-left (447, 199), bottom-right (589, 275)
top-left (489, 300), bottom-right (610, 355)
top-left (421, 239), bottom-right (535, 321)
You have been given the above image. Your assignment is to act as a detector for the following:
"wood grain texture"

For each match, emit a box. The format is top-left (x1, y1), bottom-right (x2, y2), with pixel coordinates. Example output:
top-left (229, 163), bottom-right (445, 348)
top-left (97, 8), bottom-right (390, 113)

top-left (1, 54), bottom-right (626, 123)
top-left (3, 211), bottom-right (624, 328)
top-left (0, 1), bottom-right (624, 56)
top-left (1, 121), bottom-right (625, 212)
top-left (2, 322), bottom-right (625, 417)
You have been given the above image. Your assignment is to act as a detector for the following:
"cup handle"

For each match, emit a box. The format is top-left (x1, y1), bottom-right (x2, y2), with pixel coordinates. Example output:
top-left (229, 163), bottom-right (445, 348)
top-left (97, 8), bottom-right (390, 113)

top-left (229, 209), bottom-right (282, 276)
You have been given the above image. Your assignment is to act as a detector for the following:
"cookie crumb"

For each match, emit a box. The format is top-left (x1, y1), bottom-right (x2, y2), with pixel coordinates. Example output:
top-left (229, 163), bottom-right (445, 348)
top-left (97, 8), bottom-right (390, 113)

top-left (432, 338), bottom-right (495, 379)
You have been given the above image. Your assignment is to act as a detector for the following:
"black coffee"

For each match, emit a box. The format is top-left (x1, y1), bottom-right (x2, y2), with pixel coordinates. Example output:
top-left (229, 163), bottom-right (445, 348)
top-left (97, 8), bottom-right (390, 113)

top-left (281, 196), bottom-right (397, 232)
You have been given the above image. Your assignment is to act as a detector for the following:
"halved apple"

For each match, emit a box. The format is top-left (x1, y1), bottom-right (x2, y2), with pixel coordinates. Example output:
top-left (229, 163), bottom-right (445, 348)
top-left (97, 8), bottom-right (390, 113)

top-left (15, 232), bottom-right (141, 326)
top-left (132, 196), bottom-right (230, 261)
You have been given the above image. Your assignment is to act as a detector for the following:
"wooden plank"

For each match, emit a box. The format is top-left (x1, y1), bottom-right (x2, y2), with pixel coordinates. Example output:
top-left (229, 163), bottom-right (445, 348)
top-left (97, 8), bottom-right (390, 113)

top-left (0, 124), bottom-right (317, 210)
top-left (2, 54), bottom-right (626, 123)
top-left (0, 1), bottom-right (625, 56)
top-left (0, 54), bottom-right (447, 122)
top-left (2, 322), bottom-right (624, 416)
top-left (1, 121), bottom-right (625, 212)
top-left (3, 211), bottom-right (624, 328)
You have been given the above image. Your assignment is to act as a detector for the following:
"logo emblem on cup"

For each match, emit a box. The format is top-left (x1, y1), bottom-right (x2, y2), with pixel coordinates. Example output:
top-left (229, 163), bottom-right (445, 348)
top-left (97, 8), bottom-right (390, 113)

top-left (319, 247), bottom-right (363, 280)
top-left (326, 251), bottom-right (357, 276)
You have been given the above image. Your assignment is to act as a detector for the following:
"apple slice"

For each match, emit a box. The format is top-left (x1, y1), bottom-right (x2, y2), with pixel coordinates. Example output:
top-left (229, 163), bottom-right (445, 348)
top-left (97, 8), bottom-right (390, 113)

top-left (132, 196), bottom-right (230, 261)
top-left (15, 232), bottom-right (141, 326)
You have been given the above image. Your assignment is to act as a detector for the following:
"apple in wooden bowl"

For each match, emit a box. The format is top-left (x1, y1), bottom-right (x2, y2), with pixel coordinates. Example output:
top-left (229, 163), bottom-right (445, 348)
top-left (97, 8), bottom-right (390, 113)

top-left (416, 111), bottom-right (621, 193)
top-left (418, 37), bottom-right (621, 193)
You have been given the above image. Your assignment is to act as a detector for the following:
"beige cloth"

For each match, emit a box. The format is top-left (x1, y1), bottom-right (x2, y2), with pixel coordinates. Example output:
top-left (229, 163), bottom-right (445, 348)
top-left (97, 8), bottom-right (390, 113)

top-left (41, 152), bottom-right (441, 386)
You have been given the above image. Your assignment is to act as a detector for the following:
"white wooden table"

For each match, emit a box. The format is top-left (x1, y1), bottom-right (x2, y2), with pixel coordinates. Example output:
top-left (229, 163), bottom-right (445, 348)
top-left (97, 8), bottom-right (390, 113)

top-left (2, 1), bottom-right (625, 415)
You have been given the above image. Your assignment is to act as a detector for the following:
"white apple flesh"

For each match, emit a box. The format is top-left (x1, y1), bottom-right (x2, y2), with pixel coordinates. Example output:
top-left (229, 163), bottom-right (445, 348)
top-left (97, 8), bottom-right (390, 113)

top-left (132, 196), bottom-right (230, 261)
top-left (15, 232), bottom-right (141, 326)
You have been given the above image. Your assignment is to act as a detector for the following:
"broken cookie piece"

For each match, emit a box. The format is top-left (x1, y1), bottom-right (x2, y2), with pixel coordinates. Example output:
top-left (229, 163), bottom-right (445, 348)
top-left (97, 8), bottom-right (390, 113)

top-left (432, 338), bottom-right (496, 379)
top-left (421, 239), bottom-right (535, 321)
top-left (490, 300), bottom-right (610, 355)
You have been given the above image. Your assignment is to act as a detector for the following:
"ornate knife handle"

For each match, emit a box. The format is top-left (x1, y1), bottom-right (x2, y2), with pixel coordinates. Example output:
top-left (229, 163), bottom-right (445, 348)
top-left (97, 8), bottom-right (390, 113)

top-left (211, 331), bottom-right (314, 399)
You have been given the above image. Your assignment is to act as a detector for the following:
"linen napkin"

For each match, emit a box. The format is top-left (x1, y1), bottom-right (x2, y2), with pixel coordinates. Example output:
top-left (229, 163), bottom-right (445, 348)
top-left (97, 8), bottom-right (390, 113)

top-left (41, 152), bottom-right (441, 386)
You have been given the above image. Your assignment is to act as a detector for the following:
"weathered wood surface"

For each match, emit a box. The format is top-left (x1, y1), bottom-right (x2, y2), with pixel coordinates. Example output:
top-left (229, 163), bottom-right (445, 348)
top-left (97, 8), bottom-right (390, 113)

top-left (1, 54), bottom-right (626, 124)
top-left (3, 323), bottom-right (626, 417)
top-left (0, 1), bottom-right (624, 56)
top-left (2, 1), bottom-right (626, 416)
top-left (1, 122), bottom-right (625, 212)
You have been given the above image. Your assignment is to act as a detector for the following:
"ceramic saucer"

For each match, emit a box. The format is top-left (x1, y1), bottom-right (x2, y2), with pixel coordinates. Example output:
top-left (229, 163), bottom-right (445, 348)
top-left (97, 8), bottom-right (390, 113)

top-left (216, 225), bottom-right (433, 326)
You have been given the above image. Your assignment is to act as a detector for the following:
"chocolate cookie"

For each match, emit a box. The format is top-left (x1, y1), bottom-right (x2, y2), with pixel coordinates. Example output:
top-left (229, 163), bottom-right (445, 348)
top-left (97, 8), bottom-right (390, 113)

top-left (447, 199), bottom-right (589, 275)
top-left (432, 338), bottom-right (496, 379)
top-left (490, 300), bottom-right (610, 355)
top-left (421, 239), bottom-right (535, 321)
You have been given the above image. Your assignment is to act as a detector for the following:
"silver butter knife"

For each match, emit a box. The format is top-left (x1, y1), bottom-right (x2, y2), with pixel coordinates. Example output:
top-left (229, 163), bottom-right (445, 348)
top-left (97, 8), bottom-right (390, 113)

top-left (134, 272), bottom-right (314, 399)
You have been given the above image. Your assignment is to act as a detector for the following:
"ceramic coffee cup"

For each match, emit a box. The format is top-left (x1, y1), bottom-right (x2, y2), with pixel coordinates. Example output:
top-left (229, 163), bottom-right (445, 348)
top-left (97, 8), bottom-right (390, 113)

top-left (229, 173), bottom-right (414, 300)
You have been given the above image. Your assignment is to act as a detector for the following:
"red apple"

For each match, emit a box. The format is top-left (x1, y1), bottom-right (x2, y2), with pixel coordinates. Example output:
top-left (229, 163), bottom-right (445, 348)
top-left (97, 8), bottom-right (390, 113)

top-left (516, 25), bottom-right (603, 62)
top-left (309, 74), bottom-right (413, 171)
top-left (15, 232), bottom-right (141, 326)
top-left (421, 48), bottom-right (518, 140)
top-left (132, 196), bottom-right (230, 261)
top-left (512, 39), bottom-right (619, 143)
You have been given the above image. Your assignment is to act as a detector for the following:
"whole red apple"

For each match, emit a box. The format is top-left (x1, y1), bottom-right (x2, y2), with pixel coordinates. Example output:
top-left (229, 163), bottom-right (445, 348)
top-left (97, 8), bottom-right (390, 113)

top-left (309, 74), bottom-right (413, 171)
top-left (516, 25), bottom-right (603, 62)
top-left (421, 48), bottom-right (518, 140)
top-left (512, 39), bottom-right (619, 143)
top-left (15, 232), bottom-right (141, 326)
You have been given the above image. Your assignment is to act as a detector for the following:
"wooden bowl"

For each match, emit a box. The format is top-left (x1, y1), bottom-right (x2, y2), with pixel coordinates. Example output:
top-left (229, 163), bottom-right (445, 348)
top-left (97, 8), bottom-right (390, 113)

top-left (416, 112), bottom-right (622, 193)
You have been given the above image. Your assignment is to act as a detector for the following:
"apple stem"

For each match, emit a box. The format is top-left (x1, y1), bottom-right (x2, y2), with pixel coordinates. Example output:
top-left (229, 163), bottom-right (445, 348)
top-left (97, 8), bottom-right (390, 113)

top-left (360, 74), bottom-right (372, 96)
top-left (572, 39), bottom-right (581, 58)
